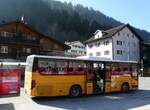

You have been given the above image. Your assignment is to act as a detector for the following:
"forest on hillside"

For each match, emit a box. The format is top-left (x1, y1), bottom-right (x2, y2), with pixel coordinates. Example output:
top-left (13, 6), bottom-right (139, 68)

top-left (0, 0), bottom-right (149, 42)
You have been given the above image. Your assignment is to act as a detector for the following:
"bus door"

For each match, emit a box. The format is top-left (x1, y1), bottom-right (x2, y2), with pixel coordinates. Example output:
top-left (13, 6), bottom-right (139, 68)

top-left (93, 63), bottom-right (105, 94)
top-left (104, 63), bottom-right (111, 93)
top-left (85, 63), bottom-right (94, 95)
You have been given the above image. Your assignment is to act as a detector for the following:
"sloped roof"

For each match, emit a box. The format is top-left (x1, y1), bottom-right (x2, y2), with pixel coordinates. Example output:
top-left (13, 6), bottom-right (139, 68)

top-left (0, 20), bottom-right (70, 50)
top-left (84, 24), bottom-right (142, 44)
top-left (65, 41), bottom-right (85, 46)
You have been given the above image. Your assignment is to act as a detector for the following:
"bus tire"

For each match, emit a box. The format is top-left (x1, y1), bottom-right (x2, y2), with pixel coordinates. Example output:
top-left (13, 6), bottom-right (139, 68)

top-left (121, 83), bottom-right (129, 93)
top-left (69, 85), bottom-right (82, 97)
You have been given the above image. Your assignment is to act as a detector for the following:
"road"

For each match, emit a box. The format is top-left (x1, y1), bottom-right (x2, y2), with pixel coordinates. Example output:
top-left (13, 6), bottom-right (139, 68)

top-left (0, 77), bottom-right (150, 110)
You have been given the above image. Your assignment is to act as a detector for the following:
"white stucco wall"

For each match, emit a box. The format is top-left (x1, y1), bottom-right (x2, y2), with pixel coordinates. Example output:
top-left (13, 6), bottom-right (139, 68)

top-left (86, 38), bottom-right (113, 59)
top-left (112, 27), bottom-right (140, 61)
top-left (66, 41), bottom-right (86, 55)
top-left (86, 27), bottom-right (140, 61)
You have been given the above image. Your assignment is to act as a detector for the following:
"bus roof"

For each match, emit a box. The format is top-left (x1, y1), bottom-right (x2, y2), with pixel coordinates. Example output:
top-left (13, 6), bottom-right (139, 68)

top-left (27, 55), bottom-right (138, 64)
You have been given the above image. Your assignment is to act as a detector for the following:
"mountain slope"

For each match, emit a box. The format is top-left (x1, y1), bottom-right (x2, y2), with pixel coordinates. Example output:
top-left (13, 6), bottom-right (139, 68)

top-left (0, 0), bottom-right (149, 42)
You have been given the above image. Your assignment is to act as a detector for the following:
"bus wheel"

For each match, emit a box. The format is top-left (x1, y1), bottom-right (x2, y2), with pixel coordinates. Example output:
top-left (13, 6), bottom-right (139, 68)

top-left (121, 83), bottom-right (129, 93)
top-left (69, 85), bottom-right (82, 97)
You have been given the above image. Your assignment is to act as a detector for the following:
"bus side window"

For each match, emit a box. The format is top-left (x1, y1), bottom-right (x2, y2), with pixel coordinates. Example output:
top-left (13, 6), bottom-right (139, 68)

top-left (55, 60), bottom-right (67, 75)
top-left (88, 68), bottom-right (92, 74)
top-left (113, 64), bottom-right (120, 75)
top-left (132, 64), bottom-right (138, 78)
top-left (77, 66), bottom-right (83, 72)
top-left (69, 67), bottom-right (73, 72)
top-left (124, 67), bottom-right (128, 74)
top-left (64, 61), bottom-right (69, 73)
top-left (129, 67), bottom-right (133, 71)
top-left (115, 68), bottom-right (120, 72)
top-left (76, 62), bottom-right (85, 74)
top-left (64, 61), bottom-right (74, 74)
top-left (38, 67), bottom-right (47, 73)
top-left (124, 67), bottom-right (127, 71)
top-left (32, 58), bottom-right (38, 72)
top-left (129, 67), bottom-right (133, 76)
top-left (85, 63), bottom-right (93, 80)
top-left (38, 60), bottom-right (48, 74)
top-left (37, 59), bottom-right (59, 75)
top-left (52, 67), bottom-right (58, 73)
top-left (64, 67), bottom-right (69, 73)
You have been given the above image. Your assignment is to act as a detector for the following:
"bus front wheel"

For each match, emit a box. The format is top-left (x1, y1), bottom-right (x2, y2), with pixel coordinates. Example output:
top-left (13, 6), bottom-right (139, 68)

top-left (121, 83), bottom-right (129, 93)
top-left (69, 85), bottom-right (82, 97)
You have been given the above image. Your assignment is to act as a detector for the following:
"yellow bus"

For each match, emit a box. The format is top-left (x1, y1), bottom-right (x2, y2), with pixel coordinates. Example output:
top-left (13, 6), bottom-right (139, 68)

top-left (24, 55), bottom-right (139, 97)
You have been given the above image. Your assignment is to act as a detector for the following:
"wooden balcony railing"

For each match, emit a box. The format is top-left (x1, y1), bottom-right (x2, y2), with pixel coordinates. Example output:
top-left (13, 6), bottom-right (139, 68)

top-left (0, 35), bottom-right (39, 46)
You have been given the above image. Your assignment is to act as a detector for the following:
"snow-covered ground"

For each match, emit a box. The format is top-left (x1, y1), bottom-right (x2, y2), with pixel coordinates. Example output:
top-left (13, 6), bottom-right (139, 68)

top-left (0, 77), bottom-right (150, 110)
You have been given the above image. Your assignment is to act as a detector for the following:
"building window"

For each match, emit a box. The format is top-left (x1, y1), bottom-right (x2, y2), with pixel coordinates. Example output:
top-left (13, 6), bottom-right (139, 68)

top-left (74, 45), bottom-right (77, 48)
top-left (95, 43), bottom-right (98, 47)
top-left (118, 32), bottom-right (120, 36)
top-left (89, 53), bottom-right (93, 56)
top-left (133, 42), bottom-right (136, 46)
top-left (3, 32), bottom-right (7, 37)
top-left (116, 40), bottom-right (122, 45)
top-left (117, 50), bottom-right (123, 55)
top-left (123, 41), bottom-right (125, 44)
top-left (128, 42), bottom-right (130, 45)
top-left (117, 41), bottom-right (119, 45)
top-left (1, 46), bottom-right (8, 53)
top-left (26, 48), bottom-right (31, 54)
top-left (96, 52), bottom-right (101, 56)
top-left (143, 46), bottom-right (146, 50)
top-left (82, 46), bottom-right (85, 49)
top-left (0, 32), bottom-right (8, 37)
top-left (22, 48), bottom-right (26, 53)
top-left (0, 32), bottom-right (2, 36)
top-left (104, 41), bottom-right (109, 45)
top-left (95, 42), bottom-right (100, 47)
top-left (132, 34), bottom-right (135, 38)
top-left (79, 51), bottom-right (83, 54)
top-left (71, 50), bottom-right (77, 53)
top-left (123, 50), bottom-right (125, 54)
top-left (89, 44), bottom-right (93, 48)
top-left (8, 33), bottom-right (14, 38)
top-left (0, 32), bottom-right (14, 38)
top-left (104, 51), bottom-right (110, 55)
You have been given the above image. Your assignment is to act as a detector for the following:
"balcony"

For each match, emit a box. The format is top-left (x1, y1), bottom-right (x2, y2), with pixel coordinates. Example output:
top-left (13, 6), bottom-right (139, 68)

top-left (0, 34), bottom-right (39, 46)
